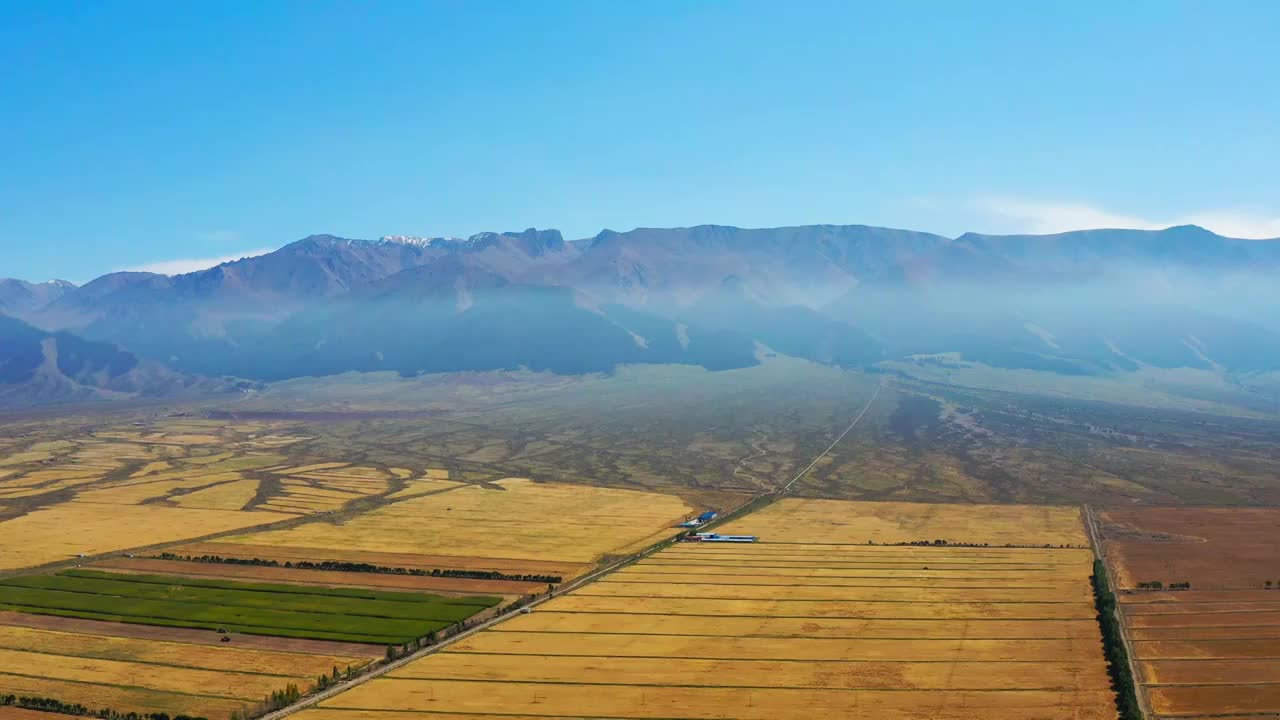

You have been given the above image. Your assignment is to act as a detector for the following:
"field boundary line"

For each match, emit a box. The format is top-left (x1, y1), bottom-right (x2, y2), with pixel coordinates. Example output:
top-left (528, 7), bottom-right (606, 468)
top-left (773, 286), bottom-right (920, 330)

top-left (1085, 504), bottom-right (1152, 720)
top-left (779, 382), bottom-right (881, 494)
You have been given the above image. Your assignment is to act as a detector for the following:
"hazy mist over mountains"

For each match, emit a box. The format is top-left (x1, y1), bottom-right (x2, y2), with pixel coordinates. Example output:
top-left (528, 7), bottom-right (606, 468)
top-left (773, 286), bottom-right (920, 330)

top-left (3, 223), bottom-right (1280, 404)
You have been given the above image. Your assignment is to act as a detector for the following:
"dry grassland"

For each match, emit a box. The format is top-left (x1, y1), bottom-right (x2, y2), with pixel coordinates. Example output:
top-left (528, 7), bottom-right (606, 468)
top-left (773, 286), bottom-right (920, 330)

top-left (217, 479), bottom-right (692, 566)
top-left (0, 503), bottom-right (296, 570)
top-left (717, 498), bottom-right (1088, 546)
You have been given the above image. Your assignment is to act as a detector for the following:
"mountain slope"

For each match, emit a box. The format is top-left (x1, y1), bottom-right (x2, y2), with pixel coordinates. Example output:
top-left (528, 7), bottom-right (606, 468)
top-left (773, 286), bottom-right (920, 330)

top-left (17, 222), bottom-right (1280, 386)
top-left (0, 278), bottom-right (76, 315)
top-left (0, 314), bottom-right (237, 405)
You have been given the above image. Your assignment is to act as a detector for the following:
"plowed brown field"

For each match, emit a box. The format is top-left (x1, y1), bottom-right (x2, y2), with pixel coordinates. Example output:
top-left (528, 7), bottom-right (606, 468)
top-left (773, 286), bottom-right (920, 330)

top-left (1102, 506), bottom-right (1280, 718)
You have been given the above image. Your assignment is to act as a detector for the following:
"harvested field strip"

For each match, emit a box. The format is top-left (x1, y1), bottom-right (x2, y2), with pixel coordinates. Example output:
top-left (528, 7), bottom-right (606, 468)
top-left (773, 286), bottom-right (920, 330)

top-left (1121, 590), bottom-right (1280, 603)
top-left (1130, 626), bottom-right (1280, 641)
top-left (1148, 684), bottom-right (1280, 716)
top-left (1126, 602), bottom-right (1280, 614)
top-left (641, 558), bottom-right (1087, 568)
top-left (320, 679), bottom-right (1117, 719)
top-left (297, 710), bottom-right (1106, 720)
top-left (714, 498), bottom-right (1089, 547)
top-left (602, 575), bottom-right (1077, 588)
top-left (448, 633), bottom-right (1102, 662)
top-left (1142, 659), bottom-right (1280, 685)
top-left (0, 669), bottom-right (242, 701)
top-left (658, 548), bottom-right (1087, 559)
top-left (618, 565), bottom-right (1080, 578)
top-left (1133, 639), bottom-right (1280, 659)
top-left (583, 584), bottom-right (1088, 603)
top-left (544, 595), bottom-right (1097, 619)
top-left (0, 674), bottom-right (244, 720)
top-left (572, 591), bottom-right (1086, 604)
top-left (93, 558), bottom-right (541, 595)
top-left (1128, 611), bottom-right (1280, 627)
top-left (619, 573), bottom-right (1084, 586)
top-left (0, 648), bottom-right (300, 698)
top-left (394, 655), bottom-right (1105, 691)
top-left (394, 653), bottom-right (1109, 690)
top-left (497, 612), bottom-right (1103, 639)
top-left (0, 624), bottom-right (367, 676)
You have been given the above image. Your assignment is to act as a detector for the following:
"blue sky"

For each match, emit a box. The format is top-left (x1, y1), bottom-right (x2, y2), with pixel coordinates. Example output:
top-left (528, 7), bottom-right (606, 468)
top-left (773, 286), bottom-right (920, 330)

top-left (2, 1), bottom-right (1278, 282)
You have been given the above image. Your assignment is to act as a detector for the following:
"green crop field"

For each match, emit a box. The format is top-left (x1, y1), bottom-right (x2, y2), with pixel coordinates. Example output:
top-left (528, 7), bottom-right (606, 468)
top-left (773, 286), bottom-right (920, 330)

top-left (0, 570), bottom-right (499, 645)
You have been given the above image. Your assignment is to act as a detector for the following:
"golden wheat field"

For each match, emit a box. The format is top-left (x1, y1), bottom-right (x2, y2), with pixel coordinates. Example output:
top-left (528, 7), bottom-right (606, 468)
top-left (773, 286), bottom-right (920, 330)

top-left (0, 502), bottom-right (296, 570)
top-left (0, 625), bottom-right (368, 677)
top-left (295, 500), bottom-right (1111, 720)
top-left (0, 675), bottom-right (245, 720)
top-left (213, 478), bottom-right (694, 565)
top-left (716, 498), bottom-right (1089, 546)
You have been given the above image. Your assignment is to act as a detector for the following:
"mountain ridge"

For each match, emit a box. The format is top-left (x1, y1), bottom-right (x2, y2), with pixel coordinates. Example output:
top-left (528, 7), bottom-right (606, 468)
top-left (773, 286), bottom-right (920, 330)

top-left (6, 222), bottom-right (1280, 393)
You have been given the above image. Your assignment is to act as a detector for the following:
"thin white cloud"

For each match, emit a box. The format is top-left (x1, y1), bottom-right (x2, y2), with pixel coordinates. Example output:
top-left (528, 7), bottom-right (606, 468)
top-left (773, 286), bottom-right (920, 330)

top-left (122, 248), bottom-right (274, 276)
top-left (976, 196), bottom-right (1280, 239)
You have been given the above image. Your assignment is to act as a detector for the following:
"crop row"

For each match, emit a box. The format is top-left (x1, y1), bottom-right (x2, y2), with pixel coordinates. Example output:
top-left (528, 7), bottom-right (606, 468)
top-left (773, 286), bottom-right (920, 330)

top-left (62, 569), bottom-right (500, 606)
top-left (3, 574), bottom-right (486, 623)
top-left (0, 570), bottom-right (500, 644)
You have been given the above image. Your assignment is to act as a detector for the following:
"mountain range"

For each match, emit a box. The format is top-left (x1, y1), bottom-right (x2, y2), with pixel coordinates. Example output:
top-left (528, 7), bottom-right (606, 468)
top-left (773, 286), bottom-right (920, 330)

top-left (4, 223), bottom-right (1280, 404)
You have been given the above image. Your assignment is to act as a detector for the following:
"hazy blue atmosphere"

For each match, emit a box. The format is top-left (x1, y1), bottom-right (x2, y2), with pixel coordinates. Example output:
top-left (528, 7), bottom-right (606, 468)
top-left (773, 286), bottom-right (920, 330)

top-left (2, 0), bottom-right (1278, 282)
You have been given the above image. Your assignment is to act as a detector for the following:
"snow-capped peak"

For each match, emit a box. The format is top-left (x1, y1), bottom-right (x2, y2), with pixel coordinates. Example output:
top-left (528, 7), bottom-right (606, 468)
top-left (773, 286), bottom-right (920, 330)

top-left (379, 235), bottom-right (463, 248)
